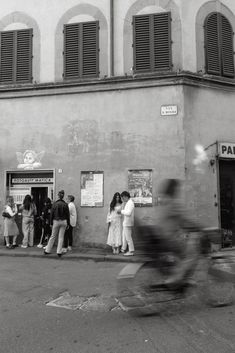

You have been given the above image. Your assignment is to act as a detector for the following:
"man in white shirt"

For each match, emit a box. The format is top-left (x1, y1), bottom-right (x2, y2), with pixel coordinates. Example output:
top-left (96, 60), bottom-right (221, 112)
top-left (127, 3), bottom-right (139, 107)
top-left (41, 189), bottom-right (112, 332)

top-left (119, 191), bottom-right (135, 256)
top-left (62, 195), bottom-right (77, 252)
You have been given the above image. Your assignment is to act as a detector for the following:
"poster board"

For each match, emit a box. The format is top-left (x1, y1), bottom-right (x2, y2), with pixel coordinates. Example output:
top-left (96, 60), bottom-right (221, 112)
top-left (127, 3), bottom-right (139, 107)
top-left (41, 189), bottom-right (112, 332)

top-left (81, 171), bottom-right (104, 207)
top-left (128, 169), bottom-right (153, 206)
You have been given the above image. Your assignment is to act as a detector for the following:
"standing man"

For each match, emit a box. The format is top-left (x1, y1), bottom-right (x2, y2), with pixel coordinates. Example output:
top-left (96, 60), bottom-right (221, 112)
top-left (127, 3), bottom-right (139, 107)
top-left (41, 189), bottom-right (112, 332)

top-left (119, 191), bottom-right (135, 256)
top-left (62, 195), bottom-right (77, 253)
top-left (44, 190), bottom-right (70, 257)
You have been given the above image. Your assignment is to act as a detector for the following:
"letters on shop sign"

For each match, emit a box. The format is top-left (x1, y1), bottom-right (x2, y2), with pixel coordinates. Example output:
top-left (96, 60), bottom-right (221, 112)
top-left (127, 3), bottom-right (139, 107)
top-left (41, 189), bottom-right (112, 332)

top-left (219, 143), bottom-right (235, 158)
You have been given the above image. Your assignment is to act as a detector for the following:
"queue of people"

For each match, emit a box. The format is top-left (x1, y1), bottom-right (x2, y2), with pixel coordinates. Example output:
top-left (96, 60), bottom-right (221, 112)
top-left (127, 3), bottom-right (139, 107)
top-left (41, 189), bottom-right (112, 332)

top-left (2, 189), bottom-right (136, 256)
top-left (2, 190), bottom-right (77, 255)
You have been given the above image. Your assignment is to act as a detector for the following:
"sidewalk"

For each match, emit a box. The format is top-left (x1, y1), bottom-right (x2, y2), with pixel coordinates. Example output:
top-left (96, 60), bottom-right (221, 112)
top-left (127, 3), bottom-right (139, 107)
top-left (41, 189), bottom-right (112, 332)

top-left (0, 244), bottom-right (235, 263)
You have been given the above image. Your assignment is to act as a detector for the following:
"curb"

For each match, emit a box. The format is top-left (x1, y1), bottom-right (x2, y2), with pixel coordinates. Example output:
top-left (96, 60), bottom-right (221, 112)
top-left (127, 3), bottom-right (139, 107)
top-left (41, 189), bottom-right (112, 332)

top-left (0, 247), bottom-right (140, 263)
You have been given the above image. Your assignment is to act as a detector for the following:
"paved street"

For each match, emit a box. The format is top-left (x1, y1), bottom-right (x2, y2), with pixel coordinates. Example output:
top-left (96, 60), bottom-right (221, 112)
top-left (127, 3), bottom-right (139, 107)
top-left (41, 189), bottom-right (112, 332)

top-left (1, 256), bottom-right (235, 353)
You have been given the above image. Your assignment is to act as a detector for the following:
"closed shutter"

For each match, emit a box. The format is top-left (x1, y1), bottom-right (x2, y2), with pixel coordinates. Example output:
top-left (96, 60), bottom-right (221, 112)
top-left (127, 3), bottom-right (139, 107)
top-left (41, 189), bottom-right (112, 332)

top-left (16, 29), bottom-right (33, 83)
top-left (154, 13), bottom-right (171, 70)
top-left (0, 29), bottom-right (32, 84)
top-left (134, 15), bottom-right (151, 72)
top-left (82, 22), bottom-right (99, 77)
top-left (133, 12), bottom-right (172, 73)
top-left (205, 12), bottom-right (234, 77)
top-left (221, 15), bottom-right (234, 78)
top-left (64, 21), bottom-right (99, 79)
top-left (64, 24), bottom-right (80, 78)
top-left (0, 31), bottom-right (14, 83)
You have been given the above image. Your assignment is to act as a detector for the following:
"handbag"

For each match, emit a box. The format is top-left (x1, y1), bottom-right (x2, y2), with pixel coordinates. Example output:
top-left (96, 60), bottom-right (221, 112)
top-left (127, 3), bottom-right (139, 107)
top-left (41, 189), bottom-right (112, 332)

top-left (2, 211), bottom-right (11, 218)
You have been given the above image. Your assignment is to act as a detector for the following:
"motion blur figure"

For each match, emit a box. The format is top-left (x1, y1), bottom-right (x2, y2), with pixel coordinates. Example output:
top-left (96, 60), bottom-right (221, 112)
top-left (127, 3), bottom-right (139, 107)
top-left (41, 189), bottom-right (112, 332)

top-left (136, 179), bottom-right (202, 289)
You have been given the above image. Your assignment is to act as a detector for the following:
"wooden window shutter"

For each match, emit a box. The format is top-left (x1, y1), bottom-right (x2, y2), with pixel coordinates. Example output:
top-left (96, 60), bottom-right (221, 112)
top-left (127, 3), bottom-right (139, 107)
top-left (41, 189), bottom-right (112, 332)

top-left (0, 31), bottom-right (14, 83)
top-left (221, 15), bottom-right (234, 78)
top-left (16, 29), bottom-right (33, 83)
top-left (153, 13), bottom-right (172, 70)
top-left (82, 21), bottom-right (99, 77)
top-left (64, 21), bottom-right (99, 79)
top-left (205, 13), bottom-right (234, 77)
top-left (133, 12), bottom-right (172, 73)
top-left (134, 15), bottom-right (151, 72)
top-left (64, 24), bottom-right (80, 78)
top-left (0, 29), bottom-right (32, 84)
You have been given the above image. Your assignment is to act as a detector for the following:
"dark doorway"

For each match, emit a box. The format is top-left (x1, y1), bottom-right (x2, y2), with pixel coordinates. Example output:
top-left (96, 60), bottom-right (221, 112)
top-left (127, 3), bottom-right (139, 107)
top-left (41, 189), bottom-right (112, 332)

top-left (219, 160), bottom-right (235, 247)
top-left (31, 187), bottom-right (48, 243)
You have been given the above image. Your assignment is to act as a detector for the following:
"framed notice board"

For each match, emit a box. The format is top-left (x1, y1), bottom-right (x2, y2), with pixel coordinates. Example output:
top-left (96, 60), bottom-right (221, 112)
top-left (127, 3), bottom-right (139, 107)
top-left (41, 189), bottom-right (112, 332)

top-left (81, 171), bottom-right (104, 207)
top-left (128, 169), bottom-right (153, 206)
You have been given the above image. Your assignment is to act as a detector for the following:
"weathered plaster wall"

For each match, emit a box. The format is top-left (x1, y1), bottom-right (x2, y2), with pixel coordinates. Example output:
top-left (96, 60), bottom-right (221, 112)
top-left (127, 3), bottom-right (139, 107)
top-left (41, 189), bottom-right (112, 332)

top-left (0, 84), bottom-right (185, 245)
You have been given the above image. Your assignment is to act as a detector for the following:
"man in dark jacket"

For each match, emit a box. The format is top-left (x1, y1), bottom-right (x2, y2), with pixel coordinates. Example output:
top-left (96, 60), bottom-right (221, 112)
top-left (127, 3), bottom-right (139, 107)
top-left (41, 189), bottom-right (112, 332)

top-left (44, 190), bottom-right (70, 257)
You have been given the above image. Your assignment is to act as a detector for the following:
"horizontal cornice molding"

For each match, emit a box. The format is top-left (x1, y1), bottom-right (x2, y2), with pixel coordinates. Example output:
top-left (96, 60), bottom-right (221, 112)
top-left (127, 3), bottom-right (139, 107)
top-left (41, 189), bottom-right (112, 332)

top-left (0, 71), bottom-right (234, 99)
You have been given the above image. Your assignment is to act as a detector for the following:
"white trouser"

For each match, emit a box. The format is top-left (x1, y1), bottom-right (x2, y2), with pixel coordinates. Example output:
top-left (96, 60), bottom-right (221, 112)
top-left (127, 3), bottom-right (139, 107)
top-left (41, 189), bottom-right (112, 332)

top-left (46, 220), bottom-right (67, 254)
top-left (121, 226), bottom-right (134, 252)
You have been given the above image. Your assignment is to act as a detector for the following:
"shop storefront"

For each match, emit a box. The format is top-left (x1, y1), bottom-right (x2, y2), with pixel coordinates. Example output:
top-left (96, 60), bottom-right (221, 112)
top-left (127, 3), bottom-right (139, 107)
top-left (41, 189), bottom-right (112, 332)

top-left (218, 142), bottom-right (235, 248)
top-left (5, 170), bottom-right (54, 244)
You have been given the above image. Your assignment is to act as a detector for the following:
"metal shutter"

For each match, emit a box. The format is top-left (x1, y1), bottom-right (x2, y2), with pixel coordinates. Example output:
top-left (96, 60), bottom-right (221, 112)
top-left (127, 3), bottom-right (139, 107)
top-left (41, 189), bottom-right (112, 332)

top-left (133, 12), bottom-right (172, 73)
top-left (16, 29), bottom-right (33, 83)
top-left (205, 12), bottom-right (234, 77)
top-left (0, 29), bottom-right (32, 84)
top-left (221, 15), bottom-right (234, 78)
top-left (64, 21), bottom-right (99, 79)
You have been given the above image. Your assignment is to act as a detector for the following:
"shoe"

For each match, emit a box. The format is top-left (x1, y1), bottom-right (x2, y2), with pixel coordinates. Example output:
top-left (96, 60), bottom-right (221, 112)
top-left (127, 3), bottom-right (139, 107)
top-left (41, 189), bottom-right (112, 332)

top-left (43, 246), bottom-right (47, 250)
top-left (21, 245), bottom-right (27, 248)
top-left (67, 246), bottom-right (72, 251)
top-left (12, 244), bottom-right (18, 248)
top-left (62, 248), bottom-right (67, 253)
top-left (44, 250), bottom-right (50, 255)
top-left (124, 251), bottom-right (134, 256)
top-left (37, 244), bottom-right (43, 248)
top-left (121, 249), bottom-right (125, 253)
top-left (57, 253), bottom-right (62, 258)
top-left (6, 245), bottom-right (11, 249)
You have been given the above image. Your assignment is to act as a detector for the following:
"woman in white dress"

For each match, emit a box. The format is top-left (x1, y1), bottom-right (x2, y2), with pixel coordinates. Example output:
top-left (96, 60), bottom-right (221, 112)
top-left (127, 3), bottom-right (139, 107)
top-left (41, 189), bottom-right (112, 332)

top-left (106, 192), bottom-right (122, 254)
top-left (3, 196), bottom-right (19, 249)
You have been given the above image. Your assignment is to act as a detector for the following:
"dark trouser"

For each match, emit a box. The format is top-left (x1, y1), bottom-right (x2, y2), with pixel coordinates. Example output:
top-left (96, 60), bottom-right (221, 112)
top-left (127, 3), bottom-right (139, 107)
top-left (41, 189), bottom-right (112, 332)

top-left (64, 225), bottom-right (73, 248)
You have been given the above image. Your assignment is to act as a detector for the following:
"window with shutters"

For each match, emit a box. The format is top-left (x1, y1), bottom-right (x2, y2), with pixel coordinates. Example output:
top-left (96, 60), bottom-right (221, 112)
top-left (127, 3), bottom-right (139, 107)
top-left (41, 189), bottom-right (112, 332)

top-left (64, 21), bottom-right (99, 79)
top-left (205, 12), bottom-right (234, 78)
top-left (133, 12), bottom-right (172, 73)
top-left (0, 29), bottom-right (33, 84)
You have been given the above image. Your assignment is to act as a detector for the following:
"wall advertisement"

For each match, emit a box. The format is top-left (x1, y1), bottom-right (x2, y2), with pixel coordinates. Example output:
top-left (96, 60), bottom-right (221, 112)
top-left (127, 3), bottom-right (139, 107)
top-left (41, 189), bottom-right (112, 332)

top-left (128, 169), bottom-right (153, 206)
top-left (81, 171), bottom-right (104, 207)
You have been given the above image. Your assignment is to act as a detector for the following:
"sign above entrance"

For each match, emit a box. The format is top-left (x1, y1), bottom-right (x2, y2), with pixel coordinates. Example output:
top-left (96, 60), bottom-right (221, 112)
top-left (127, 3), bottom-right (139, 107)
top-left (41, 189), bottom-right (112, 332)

top-left (12, 177), bottom-right (54, 184)
top-left (218, 142), bottom-right (235, 159)
top-left (160, 105), bottom-right (178, 116)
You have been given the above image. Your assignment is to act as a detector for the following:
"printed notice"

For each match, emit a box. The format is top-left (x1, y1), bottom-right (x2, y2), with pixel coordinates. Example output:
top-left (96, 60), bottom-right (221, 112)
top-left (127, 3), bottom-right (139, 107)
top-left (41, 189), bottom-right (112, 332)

top-left (81, 171), bottom-right (103, 207)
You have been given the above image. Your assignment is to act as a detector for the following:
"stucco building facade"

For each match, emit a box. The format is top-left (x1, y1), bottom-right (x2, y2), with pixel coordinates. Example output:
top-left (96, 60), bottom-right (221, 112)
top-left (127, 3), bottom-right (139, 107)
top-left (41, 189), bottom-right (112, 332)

top-left (0, 0), bottom-right (235, 247)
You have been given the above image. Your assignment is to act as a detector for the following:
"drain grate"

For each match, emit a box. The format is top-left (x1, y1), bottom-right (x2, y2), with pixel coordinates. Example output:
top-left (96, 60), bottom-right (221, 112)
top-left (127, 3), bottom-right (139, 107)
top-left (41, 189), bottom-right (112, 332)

top-left (46, 292), bottom-right (120, 312)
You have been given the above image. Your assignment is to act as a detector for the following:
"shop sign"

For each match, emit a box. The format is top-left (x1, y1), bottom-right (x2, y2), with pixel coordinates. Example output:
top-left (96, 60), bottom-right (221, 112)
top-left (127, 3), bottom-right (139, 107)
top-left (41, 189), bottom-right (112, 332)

top-left (218, 142), bottom-right (235, 159)
top-left (12, 177), bottom-right (54, 184)
top-left (161, 105), bottom-right (178, 116)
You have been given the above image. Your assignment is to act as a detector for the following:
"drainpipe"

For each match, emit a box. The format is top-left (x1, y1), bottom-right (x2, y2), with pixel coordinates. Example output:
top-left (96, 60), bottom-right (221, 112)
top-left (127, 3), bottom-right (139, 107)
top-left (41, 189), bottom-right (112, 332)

top-left (110, 0), bottom-right (114, 76)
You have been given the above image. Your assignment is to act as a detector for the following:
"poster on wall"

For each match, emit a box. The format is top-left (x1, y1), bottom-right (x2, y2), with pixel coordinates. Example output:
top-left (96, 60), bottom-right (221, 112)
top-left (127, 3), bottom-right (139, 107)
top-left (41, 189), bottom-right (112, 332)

top-left (81, 171), bottom-right (104, 207)
top-left (128, 169), bottom-right (153, 206)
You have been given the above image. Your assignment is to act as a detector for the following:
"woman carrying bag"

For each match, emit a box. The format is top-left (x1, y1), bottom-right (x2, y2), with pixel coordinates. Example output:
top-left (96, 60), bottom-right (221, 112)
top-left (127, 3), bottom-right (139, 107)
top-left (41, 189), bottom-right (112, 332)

top-left (3, 196), bottom-right (19, 249)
